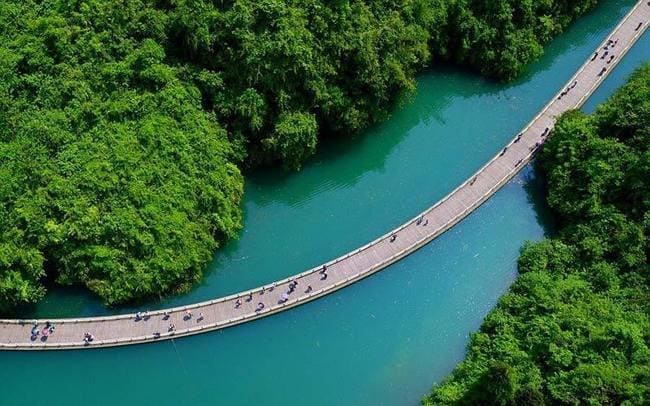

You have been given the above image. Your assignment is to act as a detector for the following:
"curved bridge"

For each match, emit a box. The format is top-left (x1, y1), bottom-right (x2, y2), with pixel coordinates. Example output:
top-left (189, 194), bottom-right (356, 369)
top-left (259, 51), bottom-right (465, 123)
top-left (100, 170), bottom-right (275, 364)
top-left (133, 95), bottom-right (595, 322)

top-left (1, 1), bottom-right (648, 350)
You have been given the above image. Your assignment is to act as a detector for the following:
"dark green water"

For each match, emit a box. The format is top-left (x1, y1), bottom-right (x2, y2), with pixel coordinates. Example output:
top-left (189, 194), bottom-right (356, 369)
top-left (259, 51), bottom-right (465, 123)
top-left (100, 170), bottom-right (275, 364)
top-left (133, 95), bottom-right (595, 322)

top-left (1, 1), bottom-right (648, 405)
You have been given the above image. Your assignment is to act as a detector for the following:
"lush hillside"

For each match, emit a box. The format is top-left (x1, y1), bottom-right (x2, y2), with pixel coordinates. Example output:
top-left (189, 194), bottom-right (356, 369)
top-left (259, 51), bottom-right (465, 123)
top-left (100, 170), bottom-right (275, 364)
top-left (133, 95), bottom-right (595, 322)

top-left (0, 0), bottom-right (245, 309)
top-left (426, 64), bottom-right (650, 405)
top-left (168, 0), bottom-right (599, 168)
top-left (0, 0), bottom-right (601, 311)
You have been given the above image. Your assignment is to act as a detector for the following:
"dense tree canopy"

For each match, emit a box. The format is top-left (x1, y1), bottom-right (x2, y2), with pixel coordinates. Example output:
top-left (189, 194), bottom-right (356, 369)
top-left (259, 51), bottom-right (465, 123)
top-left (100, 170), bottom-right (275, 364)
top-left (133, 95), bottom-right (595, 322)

top-left (0, 0), bottom-right (601, 311)
top-left (167, 0), bottom-right (601, 167)
top-left (0, 1), bottom-right (244, 310)
top-left (426, 64), bottom-right (650, 405)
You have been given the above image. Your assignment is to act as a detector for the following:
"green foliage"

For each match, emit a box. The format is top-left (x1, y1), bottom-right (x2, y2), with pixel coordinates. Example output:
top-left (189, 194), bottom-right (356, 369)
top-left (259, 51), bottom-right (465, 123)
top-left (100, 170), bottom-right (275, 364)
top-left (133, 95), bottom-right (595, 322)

top-left (0, 1), bottom-right (243, 308)
top-left (445, 0), bottom-right (599, 80)
top-left (0, 0), bottom-right (600, 310)
top-left (425, 65), bottom-right (650, 405)
top-left (169, 0), bottom-right (598, 165)
top-left (263, 111), bottom-right (318, 170)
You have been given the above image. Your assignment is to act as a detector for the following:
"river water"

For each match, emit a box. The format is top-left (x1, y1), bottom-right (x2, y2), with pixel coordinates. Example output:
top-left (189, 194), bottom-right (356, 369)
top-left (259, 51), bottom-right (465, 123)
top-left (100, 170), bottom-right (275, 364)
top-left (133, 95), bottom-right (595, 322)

top-left (1, 1), bottom-right (647, 404)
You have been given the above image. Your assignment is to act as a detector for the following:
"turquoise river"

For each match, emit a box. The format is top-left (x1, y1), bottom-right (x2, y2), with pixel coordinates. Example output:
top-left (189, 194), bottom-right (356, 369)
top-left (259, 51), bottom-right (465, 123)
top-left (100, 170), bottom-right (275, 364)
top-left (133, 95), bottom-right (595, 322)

top-left (1, 1), bottom-right (648, 405)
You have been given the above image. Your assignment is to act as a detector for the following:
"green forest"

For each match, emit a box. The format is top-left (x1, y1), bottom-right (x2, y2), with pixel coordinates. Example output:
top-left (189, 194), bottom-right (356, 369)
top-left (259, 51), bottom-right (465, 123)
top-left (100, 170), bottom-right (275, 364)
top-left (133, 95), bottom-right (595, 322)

top-left (426, 64), bottom-right (650, 405)
top-left (0, 0), bottom-right (600, 312)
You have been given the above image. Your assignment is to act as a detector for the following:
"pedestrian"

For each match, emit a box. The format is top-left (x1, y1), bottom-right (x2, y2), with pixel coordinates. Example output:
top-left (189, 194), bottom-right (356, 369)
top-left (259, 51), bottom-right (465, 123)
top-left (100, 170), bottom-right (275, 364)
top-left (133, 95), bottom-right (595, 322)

top-left (390, 234), bottom-right (397, 243)
top-left (591, 51), bottom-right (598, 61)
top-left (423, 219), bottom-right (428, 226)
top-left (416, 216), bottom-right (423, 225)
top-left (168, 323), bottom-right (175, 332)
top-left (163, 311), bottom-right (170, 320)
top-left (320, 271), bottom-right (328, 281)
top-left (247, 292), bottom-right (253, 302)
top-left (235, 298), bottom-right (242, 308)
top-left (185, 310), bottom-right (192, 320)
top-left (30, 324), bottom-right (39, 339)
top-left (256, 302), bottom-right (265, 312)
top-left (530, 141), bottom-right (541, 152)
top-left (635, 22), bottom-right (643, 31)
top-left (305, 285), bottom-right (313, 293)
top-left (598, 67), bottom-right (607, 77)
top-left (197, 312), bottom-right (204, 322)
top-left (541, 127), bottom-right (549, 137)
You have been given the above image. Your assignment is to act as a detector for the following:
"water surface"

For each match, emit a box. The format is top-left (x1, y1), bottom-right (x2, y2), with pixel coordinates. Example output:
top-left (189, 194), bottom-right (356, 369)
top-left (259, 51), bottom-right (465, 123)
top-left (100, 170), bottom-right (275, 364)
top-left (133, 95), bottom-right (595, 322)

top-left (2, 1), bottom-right (647, 405)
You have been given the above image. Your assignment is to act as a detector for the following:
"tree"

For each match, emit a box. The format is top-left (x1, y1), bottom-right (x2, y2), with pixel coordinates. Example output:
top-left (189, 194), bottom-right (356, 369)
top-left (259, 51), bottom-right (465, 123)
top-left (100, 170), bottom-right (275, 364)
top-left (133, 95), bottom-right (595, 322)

top-left (426, 64), bottom-right (650, 405)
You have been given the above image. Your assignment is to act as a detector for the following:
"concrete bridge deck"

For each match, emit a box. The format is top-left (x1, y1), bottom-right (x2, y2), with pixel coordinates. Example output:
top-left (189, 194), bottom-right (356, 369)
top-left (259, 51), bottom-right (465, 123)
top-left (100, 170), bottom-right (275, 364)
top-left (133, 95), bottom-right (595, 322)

top-left (1, 0), bottom-right (648, 350)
